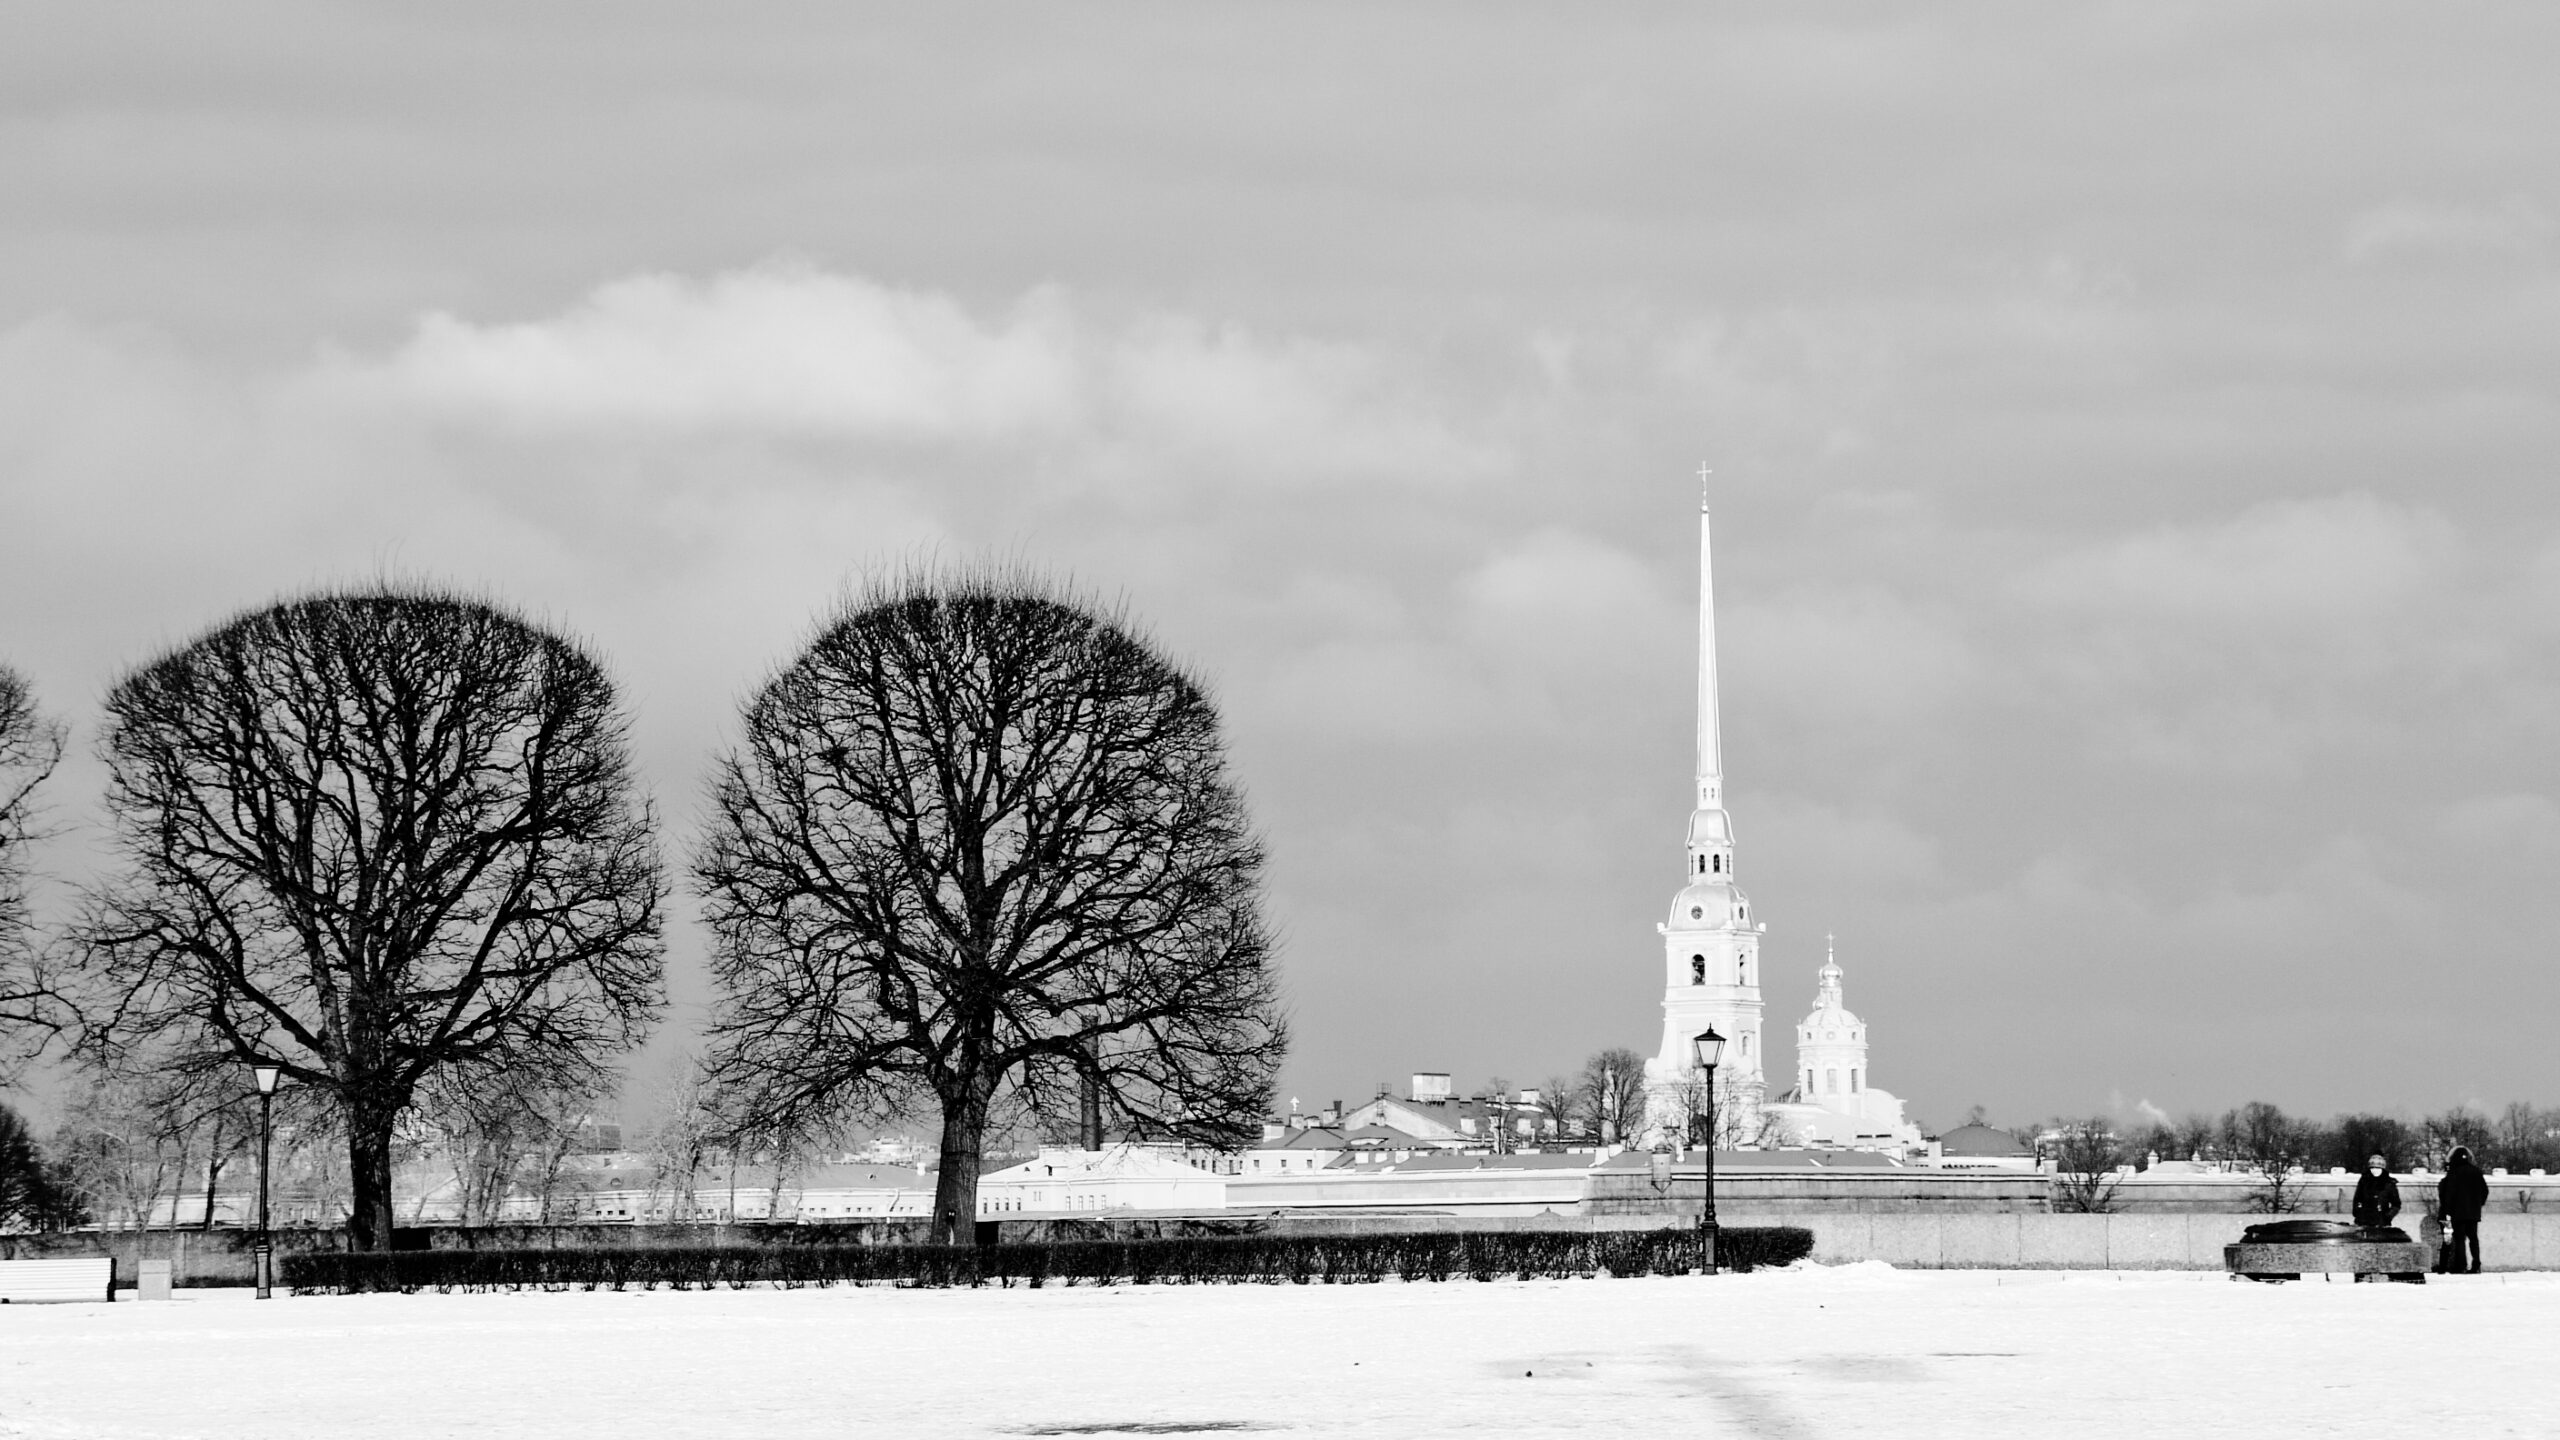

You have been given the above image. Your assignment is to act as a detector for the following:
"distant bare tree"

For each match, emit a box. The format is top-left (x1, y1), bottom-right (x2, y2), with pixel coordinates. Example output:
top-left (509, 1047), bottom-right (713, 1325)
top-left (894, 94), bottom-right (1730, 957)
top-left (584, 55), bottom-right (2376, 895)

top-left (69, 591), bottom-right (666, 1250)
top-left (2222, 1101), bottom-right (2320, 1214)
top-left (422, 1067), bottom-right (606, 1226)
top-left (0, 1101), bottom-right (84, 1230)
top-left (2048, 1117), bottom-right (2125, 1213)
top-left (1532, 1075), bottom-right (1578, 1141)
top-left (51, 1076), bottom-right (190, 1233)
top-left (1666, 1064), bottom-right (1775, 1149)
top-left (642, 1060), bottom-right (720, 1223)
top-left (697, 572), bottom-right (1285, 1244)
top-left (1576, 1047), bottom-right (1647, 1145)
top-left (0, 664), bottom-right (67, 1079)
top-left (2327, 1112), bottom-right (2412, 1173)
top-left (2418, 1106), bottom-right (2492, 1171)
top-left (2492, 1101), bottom-right (2560, 1174)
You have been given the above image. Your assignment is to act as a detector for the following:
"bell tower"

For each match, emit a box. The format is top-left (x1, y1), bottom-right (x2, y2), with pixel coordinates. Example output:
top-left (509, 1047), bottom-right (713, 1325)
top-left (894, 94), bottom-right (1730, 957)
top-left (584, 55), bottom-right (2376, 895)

top-left (1647, 473), bottom-right (1766, 1139)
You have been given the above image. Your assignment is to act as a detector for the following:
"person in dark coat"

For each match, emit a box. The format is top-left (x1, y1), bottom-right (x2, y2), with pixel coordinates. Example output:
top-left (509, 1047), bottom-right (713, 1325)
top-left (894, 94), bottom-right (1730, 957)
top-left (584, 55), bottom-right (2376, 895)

top-left (2438, 1146), bottom-right (2489, 1274)
top-left (2351, 1154), bottom-right (2401, 1228)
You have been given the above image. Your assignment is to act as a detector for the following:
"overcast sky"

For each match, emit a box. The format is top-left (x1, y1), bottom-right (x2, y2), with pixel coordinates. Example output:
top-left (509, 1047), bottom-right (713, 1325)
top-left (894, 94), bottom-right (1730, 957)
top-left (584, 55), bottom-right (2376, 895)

top-left (6, 3), bottom-right (2557, 1131)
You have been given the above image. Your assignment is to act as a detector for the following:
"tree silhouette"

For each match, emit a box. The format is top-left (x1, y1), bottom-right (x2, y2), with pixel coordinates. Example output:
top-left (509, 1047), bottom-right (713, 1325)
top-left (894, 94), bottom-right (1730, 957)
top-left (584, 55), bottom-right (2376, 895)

top-left (72, 591), bottom-right (664, 1249)
top-left (697, 572), bottom-right (1285, 1244)
top-left (0, 664), bottom-right (66, 1079)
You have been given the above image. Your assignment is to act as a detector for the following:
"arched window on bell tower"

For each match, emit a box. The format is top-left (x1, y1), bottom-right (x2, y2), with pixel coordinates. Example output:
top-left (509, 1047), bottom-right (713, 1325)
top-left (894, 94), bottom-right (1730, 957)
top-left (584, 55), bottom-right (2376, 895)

top-left (1690, 955), bottom-right (1704, 985)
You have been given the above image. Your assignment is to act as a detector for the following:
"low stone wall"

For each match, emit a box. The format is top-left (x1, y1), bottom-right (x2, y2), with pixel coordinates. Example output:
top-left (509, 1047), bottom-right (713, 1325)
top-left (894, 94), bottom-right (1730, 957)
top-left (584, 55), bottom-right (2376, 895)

top-left (0, 1228), bottom-right (343, 1286)
top-left (1590, 1165), bottom-right (2560, 1220)
top-left (1797, 1212), bottom-right (2560, 1271)
top-left (1589, 1168), bottom-right (2049, 1216)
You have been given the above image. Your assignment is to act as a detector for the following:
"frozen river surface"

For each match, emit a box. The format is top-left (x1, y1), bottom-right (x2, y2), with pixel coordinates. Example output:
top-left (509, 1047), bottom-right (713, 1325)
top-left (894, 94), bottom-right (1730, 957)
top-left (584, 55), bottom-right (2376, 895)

top-left (3, 1264), bottom-right (2550, 1439)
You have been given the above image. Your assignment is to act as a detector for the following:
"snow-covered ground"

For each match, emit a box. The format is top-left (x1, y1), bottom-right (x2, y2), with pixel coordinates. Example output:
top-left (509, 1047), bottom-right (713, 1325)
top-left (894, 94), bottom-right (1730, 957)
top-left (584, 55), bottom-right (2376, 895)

top-left (4, 1265), bottom-right (2550, 1438)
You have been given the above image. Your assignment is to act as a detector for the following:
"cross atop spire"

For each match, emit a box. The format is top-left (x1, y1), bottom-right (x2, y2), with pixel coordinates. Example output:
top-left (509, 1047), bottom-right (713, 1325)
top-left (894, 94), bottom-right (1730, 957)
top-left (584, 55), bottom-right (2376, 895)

top-left (1696, 462), bottom-right (1713, 510)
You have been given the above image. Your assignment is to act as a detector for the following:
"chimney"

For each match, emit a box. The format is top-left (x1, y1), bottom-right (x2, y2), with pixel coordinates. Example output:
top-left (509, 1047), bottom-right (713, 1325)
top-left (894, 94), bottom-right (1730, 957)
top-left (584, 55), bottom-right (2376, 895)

top-left (1078, 1071), bottom-right (1103, 1152)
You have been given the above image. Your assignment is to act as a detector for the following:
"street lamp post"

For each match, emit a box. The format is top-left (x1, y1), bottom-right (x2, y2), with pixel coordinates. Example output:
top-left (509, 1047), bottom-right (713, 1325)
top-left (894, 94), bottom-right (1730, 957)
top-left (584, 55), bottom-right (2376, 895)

top-left (251, 1063), bottom-right (281, 1299)
top-left (1691, 1028), bottom-right (1725, 1276)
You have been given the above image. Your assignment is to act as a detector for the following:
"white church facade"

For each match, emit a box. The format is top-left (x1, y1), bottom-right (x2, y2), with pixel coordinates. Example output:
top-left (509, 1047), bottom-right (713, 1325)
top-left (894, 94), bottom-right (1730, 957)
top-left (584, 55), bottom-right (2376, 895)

top-left (1758, 941), bottom-right (1924, 1152)
top-left (1641, 481), bottom-right (1919, 1155)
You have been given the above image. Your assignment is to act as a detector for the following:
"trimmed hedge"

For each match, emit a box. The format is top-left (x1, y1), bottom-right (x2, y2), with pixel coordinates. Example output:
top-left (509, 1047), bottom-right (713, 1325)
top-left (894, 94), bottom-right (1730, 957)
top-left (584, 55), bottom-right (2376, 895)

top-left (283, 1226), bottom-right (1814, 1295)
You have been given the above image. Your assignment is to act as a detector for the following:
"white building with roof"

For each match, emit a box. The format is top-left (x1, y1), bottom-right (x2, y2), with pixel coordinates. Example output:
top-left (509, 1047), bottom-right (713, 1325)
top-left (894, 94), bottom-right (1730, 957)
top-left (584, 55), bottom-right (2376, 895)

top-left (975, 1146), bottom-right (1228, 1216)
top-left (1759, 941), bottom-right (1924, 1153)
top-left (1644, 479), bottom-right (1769, 1140)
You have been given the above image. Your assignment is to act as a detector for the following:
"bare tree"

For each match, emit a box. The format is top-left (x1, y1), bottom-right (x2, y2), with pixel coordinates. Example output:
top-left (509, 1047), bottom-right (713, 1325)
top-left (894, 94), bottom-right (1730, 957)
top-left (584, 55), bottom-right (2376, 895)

top-left (2221, 1100), bottom-right (2320, 1214)
top-left (2327, 1112), bottom-right (2412, 1172)
top-left (1576, 1047), bottom-right (1647, 1144)
top-left (1667, 1064), bottom-right (1777, 1150)
top-left (0, 664), bottom-right (67, 1079)
top-left (69, 591), bottom-right (666, 1250)
top-left (1710, 1071), bottom-right (1780, 1150)
top-left (0, 1101), bottom-right (84, 1230)
top-left (1532, 1075), bottom-right (1578, 1142)
top-left (2491, 1101), bottom-right (2560, 1174)
top-left (2047, 1117), bottom-right (2125, 1213)
top-left (421, 1067), bottom-right (607, 1226)
top-left (641, 1060), bottom-right (720, 1224)
top-left (51, 1075), bottom-right (191, 1233)
top-left (697, 573), bottom-right (1286, 1244)
top-left (2418, 1105), bottom-right (2492, 1170)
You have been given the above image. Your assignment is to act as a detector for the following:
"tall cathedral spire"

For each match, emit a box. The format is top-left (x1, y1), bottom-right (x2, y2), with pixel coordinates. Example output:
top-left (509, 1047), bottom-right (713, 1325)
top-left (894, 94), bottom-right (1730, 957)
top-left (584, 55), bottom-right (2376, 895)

top-left (1649, 467), bottom-right (1765, 1135)
top-left (1684, 469), bottom-right (1734, 882)
top-left (1695, 466), bottom-right (1722, 811)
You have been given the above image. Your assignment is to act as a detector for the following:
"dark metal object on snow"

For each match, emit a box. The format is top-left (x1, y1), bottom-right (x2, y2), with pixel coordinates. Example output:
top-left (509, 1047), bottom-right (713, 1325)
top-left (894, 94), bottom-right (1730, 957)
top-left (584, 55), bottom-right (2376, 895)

top-left (2225, 1217), bottom-right (2431, 1282)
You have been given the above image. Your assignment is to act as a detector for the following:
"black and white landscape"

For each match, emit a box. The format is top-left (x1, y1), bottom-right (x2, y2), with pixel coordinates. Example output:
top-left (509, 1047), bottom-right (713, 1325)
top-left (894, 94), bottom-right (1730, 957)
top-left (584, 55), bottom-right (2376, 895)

top-left (4, 7), bottom-right (2558, 1436)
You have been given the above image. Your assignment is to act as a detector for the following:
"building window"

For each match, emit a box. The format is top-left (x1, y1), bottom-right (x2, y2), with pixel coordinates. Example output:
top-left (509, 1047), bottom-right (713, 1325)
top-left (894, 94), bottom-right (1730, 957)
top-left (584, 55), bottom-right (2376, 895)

top-left (1826, 1069), bottom-right (1838, 1094)
top-left (1691, 955), bottom-right (1705, 985)
top-left (1712, 854), bottom-right (1722, 873)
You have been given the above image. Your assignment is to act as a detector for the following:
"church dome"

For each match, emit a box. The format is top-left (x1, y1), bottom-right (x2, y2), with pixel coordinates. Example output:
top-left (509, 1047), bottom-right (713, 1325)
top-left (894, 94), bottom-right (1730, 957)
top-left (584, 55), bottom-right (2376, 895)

top-left (1666, 879), bottom-right (1749, 930)
top-left (1801, 1001), bottom-right (1864, 1032)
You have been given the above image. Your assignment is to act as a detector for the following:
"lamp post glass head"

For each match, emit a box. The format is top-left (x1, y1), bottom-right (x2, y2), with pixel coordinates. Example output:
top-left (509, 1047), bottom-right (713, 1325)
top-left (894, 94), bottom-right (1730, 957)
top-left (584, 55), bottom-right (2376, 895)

top-left (252, 1063), bottom-right (281, 1095)
top-left (1692, 1028), bottom-right (1726, 1070)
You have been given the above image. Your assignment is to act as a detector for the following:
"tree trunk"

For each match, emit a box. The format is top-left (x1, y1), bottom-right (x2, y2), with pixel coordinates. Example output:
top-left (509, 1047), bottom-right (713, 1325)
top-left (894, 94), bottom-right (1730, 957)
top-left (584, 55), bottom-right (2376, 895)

top-left (200, 1151), bottom-right (224, 1230)
top-left (929, 1076), bottom-right (995, 1246)
top-left (347, 1115), bottom-right (399, 1252)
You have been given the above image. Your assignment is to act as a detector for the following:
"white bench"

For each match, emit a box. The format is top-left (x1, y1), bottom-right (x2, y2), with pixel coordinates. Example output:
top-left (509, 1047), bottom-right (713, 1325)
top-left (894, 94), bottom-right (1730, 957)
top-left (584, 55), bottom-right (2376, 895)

top-left (0, 1257), bottom-right (116, 1304)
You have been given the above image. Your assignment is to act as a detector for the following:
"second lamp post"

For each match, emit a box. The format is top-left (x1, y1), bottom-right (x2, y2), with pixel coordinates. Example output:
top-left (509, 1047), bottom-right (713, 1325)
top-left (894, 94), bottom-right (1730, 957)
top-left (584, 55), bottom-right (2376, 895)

top-left (251, 1062), bottom-right (281, 1299)
top-left (1692, 1027), bottom-right (1724, 1276)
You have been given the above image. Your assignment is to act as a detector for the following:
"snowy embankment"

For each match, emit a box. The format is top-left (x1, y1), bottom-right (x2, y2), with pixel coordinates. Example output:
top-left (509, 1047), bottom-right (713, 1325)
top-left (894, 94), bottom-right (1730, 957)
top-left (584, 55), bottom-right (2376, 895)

top-left (3, 1264), bottom-right (2549, 1439)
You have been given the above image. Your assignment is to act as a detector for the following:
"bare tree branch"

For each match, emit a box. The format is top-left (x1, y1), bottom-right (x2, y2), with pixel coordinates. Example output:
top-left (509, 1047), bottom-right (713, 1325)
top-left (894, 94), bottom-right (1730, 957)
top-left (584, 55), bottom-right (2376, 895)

top-left (0, 663), bottom-right (68, 1079)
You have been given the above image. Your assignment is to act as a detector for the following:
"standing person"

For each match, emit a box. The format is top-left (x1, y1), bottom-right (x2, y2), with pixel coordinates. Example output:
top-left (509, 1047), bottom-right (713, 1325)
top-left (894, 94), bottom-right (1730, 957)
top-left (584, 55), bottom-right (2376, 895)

top-left (2351, 1153), bottom-right (2401, 1228)
top-left (2438, 1146), bottom-right (2489, 1274)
